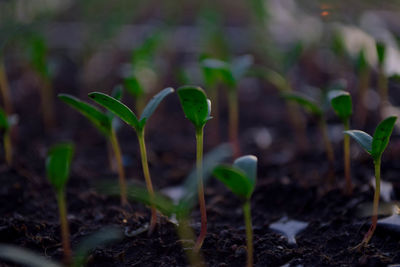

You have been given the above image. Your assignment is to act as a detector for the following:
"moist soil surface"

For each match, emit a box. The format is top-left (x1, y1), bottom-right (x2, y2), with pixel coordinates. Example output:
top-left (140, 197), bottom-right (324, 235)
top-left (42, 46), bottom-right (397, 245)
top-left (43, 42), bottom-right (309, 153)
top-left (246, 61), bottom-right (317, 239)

top-left (1, 67), bottom-right (400, 267)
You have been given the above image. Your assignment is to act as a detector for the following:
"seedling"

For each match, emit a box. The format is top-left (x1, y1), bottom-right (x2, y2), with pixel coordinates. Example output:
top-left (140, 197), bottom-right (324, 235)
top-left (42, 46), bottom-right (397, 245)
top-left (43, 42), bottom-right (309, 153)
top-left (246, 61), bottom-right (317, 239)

top-left (46, 143), bottom-right (74, 265)
top-left (0, 107), bottom-right (13, 165)
top-left (283, 92), bottom-right (335, 167)
top-left (201, 56), bottom-right (253, 156)
top-left (28, 36), bottom-right (54, 128)
top-left (376, 42), bottom-right (388, 107)
top-left (329, 90), bottom-right (353, 194)
top-left (58, 87), bottom-right (129, 206)
top-left (89, 87), bottom-right (174, 233)
top-left (177, 86), bottom-right (212, 251)
top-left (213, 155), bottom-right (258, 267)
top-left (344, 116), bottom-right (397, 247)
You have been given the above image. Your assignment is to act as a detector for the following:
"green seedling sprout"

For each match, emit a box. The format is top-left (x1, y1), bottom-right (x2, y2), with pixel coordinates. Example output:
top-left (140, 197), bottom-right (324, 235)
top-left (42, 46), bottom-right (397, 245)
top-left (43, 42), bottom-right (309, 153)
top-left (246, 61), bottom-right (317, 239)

top-left (0, 107), bottom-right (13, 165)
top-left (58, 87), bottom-right (129, 206)
top-left (283, 92), bottom-right (335, 167)
top-left (213, 155), bottom-right (257, 267)
top-left (376, 42), bottom-right (388, 107)
top-left (28, 36), bottom-right (54, 128)
top-left (46, 143), bottom-right (74, 265)
top-left (0, 227), bottom-right (122, 267)
top-left (201, 56), bottom-right (253, 157)
top-left (329, 90), bottom-right (353, 194)
top-left (177, 86), bottom-right (212, 251)
top-left (344, 116), bottom-right (397, 248)
top-left (89, 87), bottom-right (174, 233)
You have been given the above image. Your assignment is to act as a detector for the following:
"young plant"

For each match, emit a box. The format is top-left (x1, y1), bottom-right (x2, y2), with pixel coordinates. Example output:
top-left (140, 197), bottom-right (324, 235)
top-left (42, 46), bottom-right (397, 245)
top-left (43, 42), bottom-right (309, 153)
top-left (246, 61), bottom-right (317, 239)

top-left (344, 116), bottom-right (397, 247)
top-left (201, 56), bottom-right (253, 156)
top-left (0, 107), bottom-right (13, 165)
top-left (46, 143), bottom-right (74, 265)
top-left (283, 92), bottom-right (335, 167)
top-left (88, 87), bottom-right (174, 233)
top-left (329, 90), bottom-right (353, 194)
top-left (213, 155), bottom-right (257, 267)
top-left (58, 87), bottom-right (129, 206)
top-left (177, 86), bottom-right (212, 251)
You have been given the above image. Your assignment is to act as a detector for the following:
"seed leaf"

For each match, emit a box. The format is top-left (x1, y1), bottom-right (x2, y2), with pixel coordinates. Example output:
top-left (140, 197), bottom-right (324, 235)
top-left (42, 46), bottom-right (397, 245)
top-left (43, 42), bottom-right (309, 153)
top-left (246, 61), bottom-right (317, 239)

top-left (46, 143), bottom-right (74, 192)
top-left (139, 87), bottom-right (174, 123)
top-left (344, 130), bottom-right (372, 154)
top-left (124, 76), bottom-right (144, 97)
top-left (59, 94), bottom-right (112, 137)
top-left (233, 155), bottom-right (257, 189)
top-left (213, 165), bottom-right (253, 199)
top-left (371, 116), bottom-right (397, 160)
top-left (0, 108), bottom-right (10, 131)
top-left (177, 86), bottom-right (211, 129)
top-left (201, 59), bottom-right (236, 87)
top-left (282, 92), bottom-right (322, 116)
top-left (329, 90), bottom-right (352, 120)
top-left (89, 92), bottom-right (140, 130)
top-left (376, 42), bottom-right (386, 65)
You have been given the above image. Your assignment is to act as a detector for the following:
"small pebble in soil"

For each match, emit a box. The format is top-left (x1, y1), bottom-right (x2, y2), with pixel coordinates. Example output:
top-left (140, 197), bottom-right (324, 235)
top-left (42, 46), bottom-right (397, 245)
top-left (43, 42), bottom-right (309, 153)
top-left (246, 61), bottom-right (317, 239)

top-left (269, 216), bottom-right (309, 245)
top-left (378, 206), bottom-right (400, 233)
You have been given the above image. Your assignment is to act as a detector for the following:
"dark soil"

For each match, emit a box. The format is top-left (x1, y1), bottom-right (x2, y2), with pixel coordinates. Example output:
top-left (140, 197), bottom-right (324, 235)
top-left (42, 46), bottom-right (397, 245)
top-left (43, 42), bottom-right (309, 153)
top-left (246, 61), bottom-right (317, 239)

top-left (1, 59), bottom-right (400, 267)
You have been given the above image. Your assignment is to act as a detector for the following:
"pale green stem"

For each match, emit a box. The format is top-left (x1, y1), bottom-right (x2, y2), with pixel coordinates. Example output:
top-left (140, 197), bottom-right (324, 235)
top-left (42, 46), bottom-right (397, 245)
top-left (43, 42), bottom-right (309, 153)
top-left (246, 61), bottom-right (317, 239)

top-left (56, 189), bottom-right (72, 265)
top-left (137, 129), bottom-right (157, 233)
top-left (110, 129), bottom-right (128, 206)
top-left (194, 126), bottom-right (206, 252)
top-left (243, 200), bottom-right (254, 267)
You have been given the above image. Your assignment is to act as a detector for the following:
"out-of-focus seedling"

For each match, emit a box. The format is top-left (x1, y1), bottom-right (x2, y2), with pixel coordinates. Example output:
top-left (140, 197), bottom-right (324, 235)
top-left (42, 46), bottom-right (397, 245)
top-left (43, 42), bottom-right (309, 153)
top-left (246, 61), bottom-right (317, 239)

top-left (201, 55), bottom-right (253, 156)
top-left (58, 87), bottom-right (129, 206)
top-left (344, 116), bottom-right (397, 248)
top-left (0, 227), bottom-right (123, 267)
top-left (28, 36), bottom-right (54, 128)
top-left (177, 86), bottom-right (212, 251)
top-left (283, 92), bottom-right (335, 167)
top-left (376, 42), bottom-right (388, 107)
top-left (46, 143), bottom-right (74, 265)
top-left (89, 87), bottom-right (174, 233)
top-left (0, 107), bottom-right (13, 165)
top-left (124, 76), bottom-right (146, 113)
top-left (329, 90), bottom-right (353, 194)
top-left (213, 155), bottom-right (257, 267)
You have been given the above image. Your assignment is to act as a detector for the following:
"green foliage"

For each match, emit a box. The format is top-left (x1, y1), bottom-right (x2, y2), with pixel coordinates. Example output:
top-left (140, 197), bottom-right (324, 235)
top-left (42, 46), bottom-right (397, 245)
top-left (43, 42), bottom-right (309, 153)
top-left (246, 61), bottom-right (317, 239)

top-left (213, 155), bottom-right (257, 200)
top-left (329, 90), bottom-right (352, 121)
top-left (58, 94), bottom-right (112, 137)
top-left (282, 92), bottom-right (322, 117)
top-left (89, 87), bottom-right (174, 132)
top-left (356, 49), bottom-right (368, 71)
top-left (177, 86), bottom-right (212, 130)
top-left (46, 143), bottom-right (74, 192)
top-left (28, 36), bottom-right (49, 78)
top-left (344, 116), bottom-right (397, 161)
top-left (0, 108), bottom-right (10, 131)
top-left (376, 42), bottom-right (386, 65)
top-left (124, 76), bottom-right (144, 97)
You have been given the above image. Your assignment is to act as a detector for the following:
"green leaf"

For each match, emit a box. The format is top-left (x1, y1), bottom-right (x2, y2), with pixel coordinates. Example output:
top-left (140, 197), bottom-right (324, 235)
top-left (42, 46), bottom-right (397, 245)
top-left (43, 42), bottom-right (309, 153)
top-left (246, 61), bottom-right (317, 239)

top-left (0, 108), bottom-right (9, 131)
top-left (124, 76), bottom-right (144, 97)
top-left (329, 90), bottom-right (352, 121)
top-left (344, 130), bottom-right (372, 154)
top-left (282, 92), bottom-right (322, 116)
top-left (73, 227), bottom-right (123, 267)
top-left (201, 59), bottom-right (236, 87)
top-left (376, 42), bottom-right (386, 65)
top-left (0, 244), bottom-right (61, 267)
top-left (233, 155), bottom-right (257, 189)
top-left (213, 165), bottom-right (253, 199)
top-left (139, 87), bottom-right (174, 123)
top-left (177, 86), bottom-right (211, 129)
top-left (46, 143), bottom-right (74, 193)
top-left (371, 116), bottom-right (397, 160)
top-left (58, 94), bottom-right (112, 137)
top-left (29, 36), bottom-right (49, 78)
top-left (89, 92), bottom-right (140, 131)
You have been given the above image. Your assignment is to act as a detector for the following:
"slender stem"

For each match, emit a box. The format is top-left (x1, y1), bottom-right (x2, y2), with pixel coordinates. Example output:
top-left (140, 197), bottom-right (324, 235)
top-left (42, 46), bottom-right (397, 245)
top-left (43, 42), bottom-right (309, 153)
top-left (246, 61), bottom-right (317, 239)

top-left (110, 129), bottom-right (128, 206)
top-left (4, 131), bottom-right (12, 166)
top-left (343, 119), bottom-right (352, 194)
top-left (194, 126), bottom-right (206, 252)
top-left (0, 60), bottom-right (13, 114)
top-left (243, 200), bottom-right (254, 267)
top-left (177, 217), bottom-right (205, 267)
top-left (228, 88), bottom-right (240, 157)
top-left (137, 129), bottom-right (157, 233)
top-left (362, 158), bottom-right (381, 245)
top-left (56, 189), bottom-right (72, 265)
top-left (318, 117), bottom-right (335, 166)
